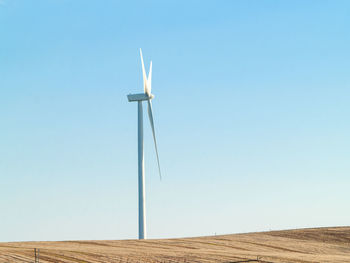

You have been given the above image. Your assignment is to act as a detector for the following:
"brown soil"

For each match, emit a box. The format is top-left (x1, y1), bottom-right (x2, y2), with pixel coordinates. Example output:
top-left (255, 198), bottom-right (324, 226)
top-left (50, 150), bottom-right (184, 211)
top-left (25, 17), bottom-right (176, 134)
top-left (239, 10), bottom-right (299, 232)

top-left (1, 226), bottom-right (349, 262)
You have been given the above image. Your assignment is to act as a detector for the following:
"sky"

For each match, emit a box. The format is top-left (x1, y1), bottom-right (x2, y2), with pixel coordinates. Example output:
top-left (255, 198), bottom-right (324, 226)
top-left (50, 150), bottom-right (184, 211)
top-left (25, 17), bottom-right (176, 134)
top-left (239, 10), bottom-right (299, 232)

top-left (0, 0), bottom-right (349, 242)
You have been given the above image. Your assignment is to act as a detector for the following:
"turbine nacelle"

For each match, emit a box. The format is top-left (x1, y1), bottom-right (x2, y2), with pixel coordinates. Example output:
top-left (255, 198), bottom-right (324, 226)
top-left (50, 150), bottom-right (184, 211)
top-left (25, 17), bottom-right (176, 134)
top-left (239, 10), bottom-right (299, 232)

top-left (127, 93), bottom-right (154, 102)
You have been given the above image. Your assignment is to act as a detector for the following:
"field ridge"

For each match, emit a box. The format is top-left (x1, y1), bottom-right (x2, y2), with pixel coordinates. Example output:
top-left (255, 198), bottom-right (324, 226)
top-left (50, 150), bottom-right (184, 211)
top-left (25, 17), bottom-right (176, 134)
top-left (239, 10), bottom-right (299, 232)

top-left (1, 226), bottom-right (350, 262)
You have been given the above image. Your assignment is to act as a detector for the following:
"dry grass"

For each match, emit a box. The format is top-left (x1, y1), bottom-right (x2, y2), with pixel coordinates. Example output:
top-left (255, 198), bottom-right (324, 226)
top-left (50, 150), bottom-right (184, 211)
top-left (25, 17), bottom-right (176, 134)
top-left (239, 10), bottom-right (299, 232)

top-left (0, 227), bottom-right (350, 262)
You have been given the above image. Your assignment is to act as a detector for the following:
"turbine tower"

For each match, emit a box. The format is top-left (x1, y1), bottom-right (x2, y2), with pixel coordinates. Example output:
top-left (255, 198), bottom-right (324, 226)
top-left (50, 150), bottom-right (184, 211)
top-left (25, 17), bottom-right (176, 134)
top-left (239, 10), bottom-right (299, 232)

top-left (127, 49), bottom-right (161, 240)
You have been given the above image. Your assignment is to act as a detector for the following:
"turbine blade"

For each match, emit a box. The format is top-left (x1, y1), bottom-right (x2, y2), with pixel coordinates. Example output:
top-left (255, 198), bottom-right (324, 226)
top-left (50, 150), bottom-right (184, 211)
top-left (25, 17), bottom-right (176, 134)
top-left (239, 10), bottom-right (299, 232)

top-left (140, 48), bottom-right (148, 94)
top-left (147, 100), bottom-right (161, 180)
top-left (147, 61), bottom-right (152, 95)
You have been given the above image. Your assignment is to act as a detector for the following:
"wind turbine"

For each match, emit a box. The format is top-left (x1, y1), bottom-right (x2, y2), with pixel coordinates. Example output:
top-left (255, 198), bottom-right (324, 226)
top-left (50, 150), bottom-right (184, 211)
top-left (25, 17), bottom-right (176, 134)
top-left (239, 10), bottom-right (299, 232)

top-left (127, 49), bottom-right (161, 240)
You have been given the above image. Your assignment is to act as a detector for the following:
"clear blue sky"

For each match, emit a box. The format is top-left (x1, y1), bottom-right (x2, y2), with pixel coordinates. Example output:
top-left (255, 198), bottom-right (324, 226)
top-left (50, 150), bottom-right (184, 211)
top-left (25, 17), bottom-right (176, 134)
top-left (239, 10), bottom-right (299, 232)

top-left (0, 0), bottom-right (349, 242)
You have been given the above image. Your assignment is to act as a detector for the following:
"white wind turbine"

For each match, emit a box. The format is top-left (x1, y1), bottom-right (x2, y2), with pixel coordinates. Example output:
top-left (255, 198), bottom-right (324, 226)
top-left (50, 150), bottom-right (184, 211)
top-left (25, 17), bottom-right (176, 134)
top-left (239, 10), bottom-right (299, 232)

top-left (127, 49), bottom-right (161, 240)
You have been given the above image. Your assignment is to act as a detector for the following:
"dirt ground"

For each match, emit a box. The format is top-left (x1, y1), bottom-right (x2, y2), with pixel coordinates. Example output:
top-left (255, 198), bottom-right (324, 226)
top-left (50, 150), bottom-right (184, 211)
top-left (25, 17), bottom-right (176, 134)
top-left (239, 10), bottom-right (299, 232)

top-left (0, 226), bottom-right (349, 263)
